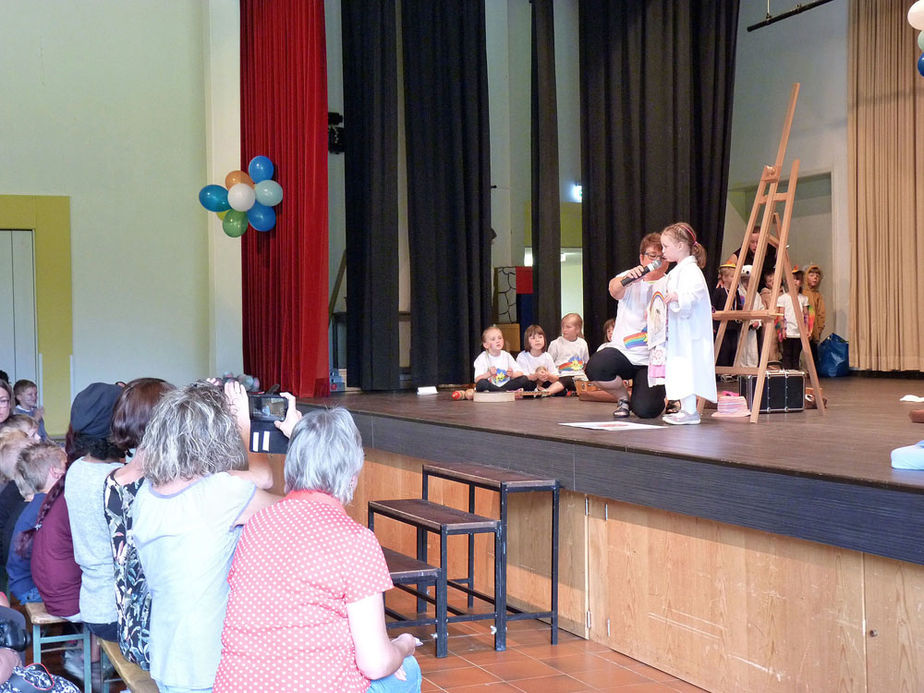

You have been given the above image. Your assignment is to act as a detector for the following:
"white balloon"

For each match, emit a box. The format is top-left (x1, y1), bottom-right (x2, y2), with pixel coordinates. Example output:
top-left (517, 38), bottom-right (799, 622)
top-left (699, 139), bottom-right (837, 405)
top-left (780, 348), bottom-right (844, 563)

top-left (909, 0), bottom-right (924, 30)
top-left (228, 182), bottom-right (256, 212)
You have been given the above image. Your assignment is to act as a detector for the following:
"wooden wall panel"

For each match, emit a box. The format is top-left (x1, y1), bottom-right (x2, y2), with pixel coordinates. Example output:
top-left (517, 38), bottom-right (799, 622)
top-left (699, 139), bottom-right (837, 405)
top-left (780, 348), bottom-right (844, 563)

top-left (864, 554), bottom-right (924, 691)
top-left (588, 495), bottom-right (866, 692)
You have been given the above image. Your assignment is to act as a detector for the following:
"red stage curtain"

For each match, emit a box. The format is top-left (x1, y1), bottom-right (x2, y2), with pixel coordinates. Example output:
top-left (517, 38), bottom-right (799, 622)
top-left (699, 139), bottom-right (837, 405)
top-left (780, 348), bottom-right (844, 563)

top-left (240, 0), bottom-right (329, 397)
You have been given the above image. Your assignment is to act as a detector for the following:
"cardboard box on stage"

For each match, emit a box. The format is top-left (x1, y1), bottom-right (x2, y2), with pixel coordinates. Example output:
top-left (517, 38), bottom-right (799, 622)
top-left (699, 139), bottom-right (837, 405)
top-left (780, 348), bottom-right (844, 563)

top-left (738, 370), bottom-right (805, 413)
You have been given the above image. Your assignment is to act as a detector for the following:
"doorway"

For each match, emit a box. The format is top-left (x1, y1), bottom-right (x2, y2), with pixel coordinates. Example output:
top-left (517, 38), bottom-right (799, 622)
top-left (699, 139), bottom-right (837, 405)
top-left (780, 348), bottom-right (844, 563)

top-left (0, 229), bottom-right (38, 387)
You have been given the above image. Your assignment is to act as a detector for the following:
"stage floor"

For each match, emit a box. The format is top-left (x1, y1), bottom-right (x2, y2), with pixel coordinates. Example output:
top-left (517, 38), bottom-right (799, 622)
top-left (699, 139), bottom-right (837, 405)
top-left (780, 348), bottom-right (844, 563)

top-left (306, 375), bottom-right (924, 492)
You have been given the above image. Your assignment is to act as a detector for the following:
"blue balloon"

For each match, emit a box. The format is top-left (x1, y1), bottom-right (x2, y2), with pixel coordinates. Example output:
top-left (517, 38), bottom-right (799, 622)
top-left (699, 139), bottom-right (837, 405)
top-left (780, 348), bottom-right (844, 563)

top-left (199, 184), bottom-right (230, 212)
top-left (254, 179), bottom-right (284, 207)
top-left (919, 51), bottom-right (924, 77)
top-left (247, 202), bottom-right (276, 232)
top-left (248, 156), bottom-right (275, 183)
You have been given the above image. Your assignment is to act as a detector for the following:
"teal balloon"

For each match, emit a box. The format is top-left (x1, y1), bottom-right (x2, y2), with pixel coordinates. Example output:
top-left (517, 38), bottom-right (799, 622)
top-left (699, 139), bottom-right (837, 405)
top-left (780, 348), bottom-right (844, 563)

top-left (199, 184), bottom-right (230, 212)
top-left (247, 202), bottom-right (276, 232)
top-left (248, 156), bottom-right (274, 183)
top-left (919, 31), bottom-right (924, 51)
top-left (254, 179), bottom-right (284, 207)
top-left (222, 210), bottom-right (248, 237)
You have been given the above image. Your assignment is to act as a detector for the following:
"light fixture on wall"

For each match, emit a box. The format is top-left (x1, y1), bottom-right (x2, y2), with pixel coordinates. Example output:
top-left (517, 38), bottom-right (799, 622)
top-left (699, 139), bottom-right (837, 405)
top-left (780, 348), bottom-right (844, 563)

top-left (571, 182), bottom-right (582, 203)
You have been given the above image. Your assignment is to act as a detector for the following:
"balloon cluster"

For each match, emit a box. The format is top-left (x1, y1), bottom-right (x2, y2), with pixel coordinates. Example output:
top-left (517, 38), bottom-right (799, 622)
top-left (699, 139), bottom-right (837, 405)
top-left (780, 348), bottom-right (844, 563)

top-left (198, 156), bottom-right (284, 237)
top-left (220, 372), bottom-right (261, 393)
top-left (909, 2), bottom-right (924, 76)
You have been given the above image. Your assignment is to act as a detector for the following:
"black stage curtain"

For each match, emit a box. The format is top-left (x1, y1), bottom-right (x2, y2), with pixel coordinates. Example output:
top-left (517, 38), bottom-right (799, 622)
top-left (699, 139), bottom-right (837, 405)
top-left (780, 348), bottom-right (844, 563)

top-left (531, 0), bottom-right (562, 338)
top-left (579, 0), bottom-right (740, 348)
top-left (402, 0), bottom-right (492, 386)
top-left (342, 0), bottom-right (401, 390)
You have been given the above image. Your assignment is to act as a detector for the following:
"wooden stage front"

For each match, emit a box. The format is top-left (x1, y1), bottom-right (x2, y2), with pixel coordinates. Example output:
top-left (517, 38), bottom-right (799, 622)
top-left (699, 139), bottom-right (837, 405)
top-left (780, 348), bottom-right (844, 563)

top-left (302, 376), bottom-right (924, 692)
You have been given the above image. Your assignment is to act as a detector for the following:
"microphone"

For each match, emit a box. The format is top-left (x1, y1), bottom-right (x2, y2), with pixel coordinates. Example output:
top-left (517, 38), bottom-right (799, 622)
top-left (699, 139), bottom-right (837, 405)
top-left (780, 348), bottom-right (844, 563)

top-left (620, 259), bottom-right (662, 286)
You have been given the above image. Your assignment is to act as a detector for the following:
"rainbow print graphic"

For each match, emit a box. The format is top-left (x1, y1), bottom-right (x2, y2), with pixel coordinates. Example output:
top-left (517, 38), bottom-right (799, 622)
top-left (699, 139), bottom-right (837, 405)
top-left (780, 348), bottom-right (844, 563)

top-left (558, 356), bottom-right (585, 373)
top-left (623, 330), bottom-right (648, 350)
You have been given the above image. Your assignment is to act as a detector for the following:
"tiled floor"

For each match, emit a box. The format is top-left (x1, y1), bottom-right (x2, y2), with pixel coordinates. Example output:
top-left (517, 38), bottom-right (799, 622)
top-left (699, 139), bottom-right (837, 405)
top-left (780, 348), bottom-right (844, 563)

top-left (393, 592), bottom-right (704, 693)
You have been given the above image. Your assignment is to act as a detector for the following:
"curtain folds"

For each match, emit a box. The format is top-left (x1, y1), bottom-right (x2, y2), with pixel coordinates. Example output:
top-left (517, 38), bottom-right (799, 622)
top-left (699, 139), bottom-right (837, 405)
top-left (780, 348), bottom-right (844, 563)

top-left (578, 0), bottom-right (739, 348)
top-left (240, 0), bottom-right (329, 397)
top-left (531, 0), bottom-right (563, 338)
top-left (402, 0), bottom-right (493, 386)
top-left (848, 0), bottom-right (924, 371)
top-left (342, 0), bottom-right (401, 390)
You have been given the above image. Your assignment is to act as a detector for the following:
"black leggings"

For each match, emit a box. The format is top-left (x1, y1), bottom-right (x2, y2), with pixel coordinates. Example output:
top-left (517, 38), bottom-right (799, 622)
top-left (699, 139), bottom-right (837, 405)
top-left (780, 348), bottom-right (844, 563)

top-left (584, 348), bottom-right (666, 418)
top-left (475, 375), bottom-right (535, 392)
top-left (781, 338), bottom-right (802, 371)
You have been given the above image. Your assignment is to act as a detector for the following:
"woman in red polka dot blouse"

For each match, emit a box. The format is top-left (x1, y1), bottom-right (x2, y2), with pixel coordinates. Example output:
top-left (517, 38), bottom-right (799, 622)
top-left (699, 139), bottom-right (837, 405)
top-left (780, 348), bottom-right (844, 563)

top-left (214, 407), bottom-right (421, 692)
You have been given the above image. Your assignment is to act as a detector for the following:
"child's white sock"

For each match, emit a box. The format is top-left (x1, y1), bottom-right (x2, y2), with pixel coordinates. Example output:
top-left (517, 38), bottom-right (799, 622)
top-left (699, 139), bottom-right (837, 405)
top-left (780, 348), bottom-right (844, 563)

top-left (680, 394), bottom-right (697, 414)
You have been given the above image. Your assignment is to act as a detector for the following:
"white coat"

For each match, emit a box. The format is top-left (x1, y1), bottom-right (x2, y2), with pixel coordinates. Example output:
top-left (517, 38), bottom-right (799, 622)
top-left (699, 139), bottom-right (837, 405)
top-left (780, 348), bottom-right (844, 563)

top-left (665, 255), bottom-right (718, 402)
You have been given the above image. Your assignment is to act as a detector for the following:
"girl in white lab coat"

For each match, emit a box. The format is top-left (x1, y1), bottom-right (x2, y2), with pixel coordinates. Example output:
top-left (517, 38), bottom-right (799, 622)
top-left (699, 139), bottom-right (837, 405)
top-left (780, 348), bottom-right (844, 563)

top-left (660, 222), bottom-right (717, 424)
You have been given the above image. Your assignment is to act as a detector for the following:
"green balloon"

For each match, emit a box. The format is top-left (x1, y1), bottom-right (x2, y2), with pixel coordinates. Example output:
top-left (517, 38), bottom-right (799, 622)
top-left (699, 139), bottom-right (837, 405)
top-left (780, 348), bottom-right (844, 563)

top-left (222, 210), bottom-right (248, 238)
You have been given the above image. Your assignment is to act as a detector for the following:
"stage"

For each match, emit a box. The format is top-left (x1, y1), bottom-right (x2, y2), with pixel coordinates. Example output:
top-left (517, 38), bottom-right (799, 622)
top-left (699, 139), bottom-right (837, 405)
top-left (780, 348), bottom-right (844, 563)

top-left (300, 375), bottom-right (924, 692)
top-left (304, 375), bottom-right (924, 565)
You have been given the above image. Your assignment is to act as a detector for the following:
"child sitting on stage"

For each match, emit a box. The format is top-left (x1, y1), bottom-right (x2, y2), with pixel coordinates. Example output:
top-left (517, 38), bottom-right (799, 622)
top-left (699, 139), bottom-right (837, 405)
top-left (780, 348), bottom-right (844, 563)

top-left (596, 319), bottom-right (615, 352)
top-left (660, 222), bottom-right (717, 425)
top-left (776, 268), bottom-right (809, 371)
top-left (548, 313), bottom-right (590, 392)
top-left (516, 325), bottom-right (565, 396)
top-left (474, 326), bottom-right (533, 392)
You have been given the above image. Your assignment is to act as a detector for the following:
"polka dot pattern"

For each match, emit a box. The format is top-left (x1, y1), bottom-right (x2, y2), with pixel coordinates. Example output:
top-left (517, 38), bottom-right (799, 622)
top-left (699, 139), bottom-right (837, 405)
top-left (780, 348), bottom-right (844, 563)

top-left (213, 490), bottom-right (393, 693)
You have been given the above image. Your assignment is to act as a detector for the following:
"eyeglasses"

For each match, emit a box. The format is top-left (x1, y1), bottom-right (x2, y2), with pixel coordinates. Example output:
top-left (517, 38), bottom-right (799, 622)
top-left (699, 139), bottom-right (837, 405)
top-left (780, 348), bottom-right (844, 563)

top-left (643, 252), bottom-right (663, 261)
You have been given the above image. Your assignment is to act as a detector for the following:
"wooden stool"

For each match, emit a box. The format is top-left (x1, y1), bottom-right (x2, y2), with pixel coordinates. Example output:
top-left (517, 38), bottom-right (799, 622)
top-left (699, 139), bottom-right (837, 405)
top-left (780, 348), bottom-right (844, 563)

top-left (24, 601), bottom-right (92, 693)
top-left (99, 638), bottom-right (158, 693)
top-left (381, 547), bottom-right (448, 657)
top-left (368, 499), bottom-right (505, 650)
top-left (422, 461), bottom-right (560, 644)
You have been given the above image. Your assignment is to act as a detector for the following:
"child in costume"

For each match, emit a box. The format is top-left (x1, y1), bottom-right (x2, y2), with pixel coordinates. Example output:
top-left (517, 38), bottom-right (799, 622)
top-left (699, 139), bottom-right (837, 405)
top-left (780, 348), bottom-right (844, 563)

top-left (660, 222), bottom-right (717, 424)
top-left (776, 268), bottom-right (809, 371)
top-left (803, 264), bottom-right (826, 367)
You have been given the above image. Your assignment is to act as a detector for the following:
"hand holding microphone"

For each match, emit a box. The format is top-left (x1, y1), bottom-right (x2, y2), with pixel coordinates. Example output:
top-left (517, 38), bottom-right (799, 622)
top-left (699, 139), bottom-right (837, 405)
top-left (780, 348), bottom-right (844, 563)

top-left (620, 258), bottom-right (663, 286)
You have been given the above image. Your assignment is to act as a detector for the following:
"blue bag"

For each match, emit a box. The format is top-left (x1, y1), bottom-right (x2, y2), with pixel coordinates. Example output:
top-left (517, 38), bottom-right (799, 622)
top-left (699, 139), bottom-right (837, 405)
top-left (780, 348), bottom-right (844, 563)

top-left (817, 333), bottom-right (849, 377)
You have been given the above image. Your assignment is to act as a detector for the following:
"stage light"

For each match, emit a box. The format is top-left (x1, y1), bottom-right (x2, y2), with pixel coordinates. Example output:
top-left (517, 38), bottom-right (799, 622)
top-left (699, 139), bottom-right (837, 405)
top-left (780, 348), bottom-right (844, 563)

top-left (571, 183), bottom-right (582, 203)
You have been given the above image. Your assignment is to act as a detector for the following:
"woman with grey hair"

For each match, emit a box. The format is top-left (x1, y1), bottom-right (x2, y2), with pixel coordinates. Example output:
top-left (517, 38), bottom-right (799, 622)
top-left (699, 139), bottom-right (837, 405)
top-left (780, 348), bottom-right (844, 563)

top-left (133, 381), bottom-right (277, 693)
top-left (214, 406), bottom-right (421, 693)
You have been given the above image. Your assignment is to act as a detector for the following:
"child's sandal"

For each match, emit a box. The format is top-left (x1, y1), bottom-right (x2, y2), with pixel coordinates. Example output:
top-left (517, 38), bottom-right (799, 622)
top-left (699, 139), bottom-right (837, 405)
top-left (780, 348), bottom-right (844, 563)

top-left (613, 399), bottom-right (631, 419)
top-left (665, 400), bottom-right (681, 415)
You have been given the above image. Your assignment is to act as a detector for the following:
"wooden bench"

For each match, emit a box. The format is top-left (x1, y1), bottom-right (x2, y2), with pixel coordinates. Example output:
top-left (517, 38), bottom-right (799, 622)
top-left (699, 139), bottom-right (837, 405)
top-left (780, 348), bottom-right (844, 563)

top-left (368, 498), bottom-right (505, 650)
top-left (99, 638), bottom-right (158, 693)
top-left (23, 601), bottom-right (91, 693)
top-left (381, 546), bottom-right (447, 657)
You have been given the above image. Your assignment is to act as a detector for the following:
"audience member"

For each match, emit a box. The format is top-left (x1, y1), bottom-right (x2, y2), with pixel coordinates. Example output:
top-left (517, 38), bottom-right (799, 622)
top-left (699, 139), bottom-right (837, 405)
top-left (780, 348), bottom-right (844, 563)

top-left (0, 382), bottom-right (11, 427)
top-left (63, 383), bottom-right (124, 643)
top-left (0, 433), bottom-right (34, 594)
top-left (13, 380), bottom-right (47, 440)
top-left (214, 406), bottom-right (421, 693)
top-left (103, 378), bottom-right (174, 671)
top-left (7, 442), bottom-right (66, 603)
top-left (133, 381), bottom-right (276, 693)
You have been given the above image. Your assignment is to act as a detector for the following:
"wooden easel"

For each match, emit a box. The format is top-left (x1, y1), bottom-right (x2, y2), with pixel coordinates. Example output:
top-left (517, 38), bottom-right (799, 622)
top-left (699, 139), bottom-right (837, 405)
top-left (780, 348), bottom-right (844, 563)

top-left (712, 83), bottom-right (825, 423)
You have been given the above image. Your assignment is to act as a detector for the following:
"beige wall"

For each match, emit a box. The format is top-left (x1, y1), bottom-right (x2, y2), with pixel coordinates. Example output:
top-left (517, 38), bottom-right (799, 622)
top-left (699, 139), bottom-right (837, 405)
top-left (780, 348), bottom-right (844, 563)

top-left (0, 0), bottom-right (244, 407)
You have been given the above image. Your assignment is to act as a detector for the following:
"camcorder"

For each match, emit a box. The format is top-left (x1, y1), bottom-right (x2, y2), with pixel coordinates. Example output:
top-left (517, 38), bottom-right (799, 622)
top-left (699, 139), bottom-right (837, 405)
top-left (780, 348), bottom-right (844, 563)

top-left (0, 606), bottom-right (30, 651)
top-left (246, 389), bottom-right (289, 454)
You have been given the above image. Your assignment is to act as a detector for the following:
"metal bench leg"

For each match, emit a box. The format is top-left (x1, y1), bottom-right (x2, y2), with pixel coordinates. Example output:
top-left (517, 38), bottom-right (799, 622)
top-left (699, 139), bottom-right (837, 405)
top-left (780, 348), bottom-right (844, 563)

top-left (494, 524), bottom-right (506, 651)
top-left (435, 571), bottom-right (448, 658)
top-left (467, 484), bottom-right (475, 607)
top-left (551, 486), bottom-right (559, 644)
